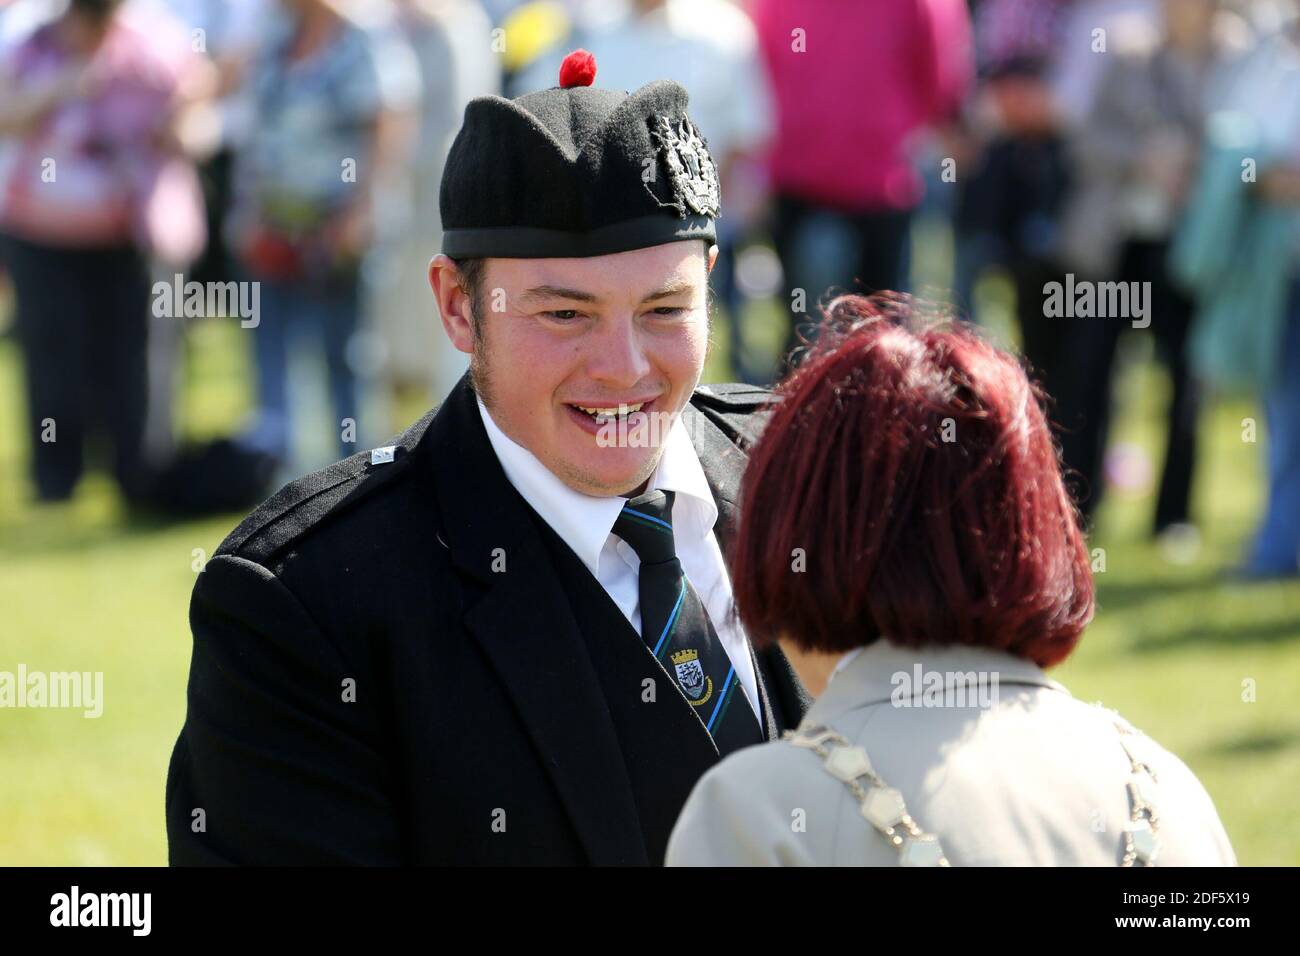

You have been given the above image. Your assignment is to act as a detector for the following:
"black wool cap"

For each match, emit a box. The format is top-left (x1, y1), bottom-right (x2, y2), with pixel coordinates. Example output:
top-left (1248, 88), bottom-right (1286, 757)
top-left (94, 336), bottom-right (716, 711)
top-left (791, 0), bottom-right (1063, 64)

top-left (439, 49), bottom-right (720, 259)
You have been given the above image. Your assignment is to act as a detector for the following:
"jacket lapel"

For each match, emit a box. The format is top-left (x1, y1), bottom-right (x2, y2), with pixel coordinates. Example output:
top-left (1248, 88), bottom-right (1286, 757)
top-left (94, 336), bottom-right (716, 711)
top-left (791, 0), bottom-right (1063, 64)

top-left (427, 377), bottom-right (647, 865)
top-left (541, 517), bottom-right (723, 762)
top-left (535, 517), bottom-right (724, 863)
top-left (680, 401), bottom-right (746, 556)
top-left (681, 400), bottom-right (812, 734)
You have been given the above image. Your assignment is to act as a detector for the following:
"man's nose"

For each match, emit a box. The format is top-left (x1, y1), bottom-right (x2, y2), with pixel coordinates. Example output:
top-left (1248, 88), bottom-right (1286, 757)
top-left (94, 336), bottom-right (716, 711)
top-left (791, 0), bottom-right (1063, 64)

top-left (586, 316), bottom-right (652, 389)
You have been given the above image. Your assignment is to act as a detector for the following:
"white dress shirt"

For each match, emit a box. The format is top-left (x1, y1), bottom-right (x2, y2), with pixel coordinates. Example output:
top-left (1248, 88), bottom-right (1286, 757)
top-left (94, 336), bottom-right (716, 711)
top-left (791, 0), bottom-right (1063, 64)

top-left (476, 398), bottom-right (761, 721)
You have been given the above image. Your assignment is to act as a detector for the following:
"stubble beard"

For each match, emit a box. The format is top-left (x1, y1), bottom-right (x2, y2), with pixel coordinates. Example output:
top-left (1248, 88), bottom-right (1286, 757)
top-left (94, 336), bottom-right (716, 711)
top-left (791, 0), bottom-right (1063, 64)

top-left (468, 337), bottom-right (494, 409)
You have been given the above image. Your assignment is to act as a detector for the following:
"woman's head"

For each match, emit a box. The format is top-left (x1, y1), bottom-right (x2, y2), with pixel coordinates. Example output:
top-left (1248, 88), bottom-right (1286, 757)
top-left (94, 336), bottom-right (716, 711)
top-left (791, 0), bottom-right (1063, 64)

top-left (60, 0), bottom-right (123, 47)
top-left (731, 293), bottom-right (1094, 669)
top-left (68, 0), bottom-right (125, 24)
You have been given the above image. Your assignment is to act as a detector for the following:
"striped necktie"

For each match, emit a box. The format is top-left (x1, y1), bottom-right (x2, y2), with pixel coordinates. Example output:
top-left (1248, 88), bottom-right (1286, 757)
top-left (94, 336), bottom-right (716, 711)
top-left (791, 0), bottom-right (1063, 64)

top-left (612, 489), bottom-right (764, 756)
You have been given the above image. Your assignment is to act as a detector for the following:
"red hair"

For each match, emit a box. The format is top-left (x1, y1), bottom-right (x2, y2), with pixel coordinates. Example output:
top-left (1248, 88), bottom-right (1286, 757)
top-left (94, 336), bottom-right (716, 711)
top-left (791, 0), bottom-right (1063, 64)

top-left (731, 293), bottom-right (1094, 668)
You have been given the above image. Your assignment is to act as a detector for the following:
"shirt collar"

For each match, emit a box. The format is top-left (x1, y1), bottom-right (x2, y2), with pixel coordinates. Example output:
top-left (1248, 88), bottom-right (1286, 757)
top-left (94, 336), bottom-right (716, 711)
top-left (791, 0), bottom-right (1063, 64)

top-left (476, 398), bottom-right (717, 577)
top-left (648, 404), bottom-right (719, 541)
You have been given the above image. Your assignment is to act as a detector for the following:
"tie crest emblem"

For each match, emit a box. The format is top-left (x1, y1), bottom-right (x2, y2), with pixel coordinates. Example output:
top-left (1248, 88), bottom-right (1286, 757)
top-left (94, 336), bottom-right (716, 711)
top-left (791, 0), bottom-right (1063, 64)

top-left (613, 488), bottom-right (760, 751)
top-left (671, 648), bottom-right (712, 705)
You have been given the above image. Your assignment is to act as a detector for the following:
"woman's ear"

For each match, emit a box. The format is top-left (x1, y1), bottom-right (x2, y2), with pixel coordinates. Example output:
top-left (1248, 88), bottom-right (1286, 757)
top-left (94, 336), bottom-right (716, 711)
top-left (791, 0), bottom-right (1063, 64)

top-left (428, 254), bottom-right (476, 355)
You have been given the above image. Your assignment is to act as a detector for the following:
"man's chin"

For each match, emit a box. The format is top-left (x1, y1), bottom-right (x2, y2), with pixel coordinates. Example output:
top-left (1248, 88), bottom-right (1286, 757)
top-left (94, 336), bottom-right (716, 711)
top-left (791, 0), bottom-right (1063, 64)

top-left (553, 448), bottom-right (662, 498)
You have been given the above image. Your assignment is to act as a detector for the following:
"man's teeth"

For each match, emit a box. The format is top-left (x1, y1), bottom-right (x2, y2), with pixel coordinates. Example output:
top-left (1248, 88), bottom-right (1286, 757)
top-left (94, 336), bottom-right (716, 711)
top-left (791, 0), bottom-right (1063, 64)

top-left (575, 402), bottom-right (645, 418)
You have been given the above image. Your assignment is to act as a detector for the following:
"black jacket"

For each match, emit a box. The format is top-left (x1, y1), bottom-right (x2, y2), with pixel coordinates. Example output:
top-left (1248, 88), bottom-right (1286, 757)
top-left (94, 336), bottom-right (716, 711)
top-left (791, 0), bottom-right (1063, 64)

top-left (165, 375), bottom-right (810, 865)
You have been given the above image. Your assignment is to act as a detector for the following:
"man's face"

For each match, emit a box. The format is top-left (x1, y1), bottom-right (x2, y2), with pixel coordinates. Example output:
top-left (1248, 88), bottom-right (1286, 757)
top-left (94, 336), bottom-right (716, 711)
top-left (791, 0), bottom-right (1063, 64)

top-left (440, 242), bottom-right (713, 497)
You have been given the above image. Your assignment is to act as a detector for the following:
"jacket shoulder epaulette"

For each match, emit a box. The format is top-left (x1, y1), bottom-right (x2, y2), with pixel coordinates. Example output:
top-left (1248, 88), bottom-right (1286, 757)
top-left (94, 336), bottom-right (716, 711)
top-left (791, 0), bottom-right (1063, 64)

top-left (691, 382), bottom-right (779, 409)
top-left (689, 382), bottom-right (781, 450)
top-left (215, 408), bottom-right (437, 565)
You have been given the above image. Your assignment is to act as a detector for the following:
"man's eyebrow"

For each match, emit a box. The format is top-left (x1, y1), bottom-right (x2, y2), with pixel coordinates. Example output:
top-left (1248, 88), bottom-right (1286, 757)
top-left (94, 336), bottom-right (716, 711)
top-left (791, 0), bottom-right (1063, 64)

top-left (518, 285), bottom-right (600, 304)
top-left (517, 280), bottom-right (698, 305)
top-left (641, 280), bottom-right (697, 303)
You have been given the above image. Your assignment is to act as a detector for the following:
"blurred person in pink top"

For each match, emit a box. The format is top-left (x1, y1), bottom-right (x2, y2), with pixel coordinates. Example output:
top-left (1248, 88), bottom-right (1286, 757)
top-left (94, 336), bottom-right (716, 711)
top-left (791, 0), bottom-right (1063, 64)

top-left (0, 0), bottom-right (209, 502)
top-left (750, 0), bottom-right (972, 373)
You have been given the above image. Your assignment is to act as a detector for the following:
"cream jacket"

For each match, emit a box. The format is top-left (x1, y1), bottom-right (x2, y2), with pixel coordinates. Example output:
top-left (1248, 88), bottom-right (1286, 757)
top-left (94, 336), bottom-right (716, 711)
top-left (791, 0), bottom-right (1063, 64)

top-left (666, 641), bottom-right (1237, 866)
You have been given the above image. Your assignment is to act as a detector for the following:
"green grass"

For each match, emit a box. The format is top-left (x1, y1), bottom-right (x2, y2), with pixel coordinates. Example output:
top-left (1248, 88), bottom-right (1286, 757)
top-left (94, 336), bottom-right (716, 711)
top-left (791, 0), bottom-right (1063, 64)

top-left (1, 268), bottom-right (1298, 865)
top-left (0, 315), bottom-right (255, 866)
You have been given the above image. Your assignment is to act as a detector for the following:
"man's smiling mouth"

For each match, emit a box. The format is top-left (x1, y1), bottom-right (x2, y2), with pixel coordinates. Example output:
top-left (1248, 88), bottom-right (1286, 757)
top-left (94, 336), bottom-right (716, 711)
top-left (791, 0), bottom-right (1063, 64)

top-left (563, 397), bottom-right (663, 435)
top-left (571, 402), bottom-right (646, 423)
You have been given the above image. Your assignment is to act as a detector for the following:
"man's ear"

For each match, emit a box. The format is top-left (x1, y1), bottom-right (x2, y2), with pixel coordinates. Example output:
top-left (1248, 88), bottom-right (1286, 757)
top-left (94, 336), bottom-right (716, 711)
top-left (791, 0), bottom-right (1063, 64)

top-left (428, 254), bottom-right (476, 355)
top-left (706, 243), bottom-right (719, 273)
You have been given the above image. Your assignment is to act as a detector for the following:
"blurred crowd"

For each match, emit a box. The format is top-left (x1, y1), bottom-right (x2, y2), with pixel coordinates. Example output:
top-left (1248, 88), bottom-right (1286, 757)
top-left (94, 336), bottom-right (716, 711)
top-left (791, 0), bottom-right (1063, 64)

top-left (0, 0), bottom-right (1297, 578)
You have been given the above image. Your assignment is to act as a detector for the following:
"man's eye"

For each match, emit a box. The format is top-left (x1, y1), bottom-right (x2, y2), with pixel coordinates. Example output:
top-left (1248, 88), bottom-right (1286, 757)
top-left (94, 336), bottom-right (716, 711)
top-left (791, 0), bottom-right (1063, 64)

top-left (651, 307), bottom-right (686, 317)
top-left (545, 310), bottom-right (581, 320)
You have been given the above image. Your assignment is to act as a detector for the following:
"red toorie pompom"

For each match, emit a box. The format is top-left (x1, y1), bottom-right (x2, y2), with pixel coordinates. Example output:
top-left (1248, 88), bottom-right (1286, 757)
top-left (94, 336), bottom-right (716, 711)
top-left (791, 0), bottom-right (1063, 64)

top-left (558, 49), bottom-right (597, 88)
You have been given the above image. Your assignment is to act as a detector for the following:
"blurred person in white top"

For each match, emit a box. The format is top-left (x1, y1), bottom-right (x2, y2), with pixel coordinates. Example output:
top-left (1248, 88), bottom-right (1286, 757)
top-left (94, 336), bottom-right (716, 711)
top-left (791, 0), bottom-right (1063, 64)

top-left (365, 0), bottom-right (499, 417)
